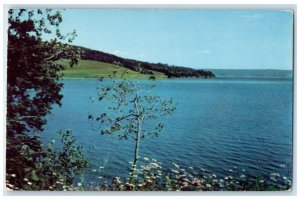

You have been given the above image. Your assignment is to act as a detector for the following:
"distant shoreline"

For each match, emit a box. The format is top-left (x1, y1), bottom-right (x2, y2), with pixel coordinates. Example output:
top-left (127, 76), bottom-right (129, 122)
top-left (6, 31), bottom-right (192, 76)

top-left (61, 68), bottom-right (293, 80)
top-left (61, 77), bottom-right (292, 81)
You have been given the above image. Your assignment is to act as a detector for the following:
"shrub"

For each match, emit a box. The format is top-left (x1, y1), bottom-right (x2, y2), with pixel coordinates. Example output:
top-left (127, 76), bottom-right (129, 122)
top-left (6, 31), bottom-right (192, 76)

top-left (6, 130), bottom-right (88, 191)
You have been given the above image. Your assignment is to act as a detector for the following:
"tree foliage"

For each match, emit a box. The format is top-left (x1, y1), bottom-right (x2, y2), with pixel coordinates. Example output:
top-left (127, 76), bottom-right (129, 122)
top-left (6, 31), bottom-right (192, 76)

top-left (7, 130), bottom-right (88, 191)
top-left (6, 9), bottom-right (85, 190)
top-left (89, 63), bottom-right (177, 183)
top-left (7, 9), bottom-right (80, 136)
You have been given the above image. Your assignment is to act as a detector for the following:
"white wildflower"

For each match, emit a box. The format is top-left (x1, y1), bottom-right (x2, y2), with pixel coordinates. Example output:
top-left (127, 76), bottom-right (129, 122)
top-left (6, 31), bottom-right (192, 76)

top-left (172, 163), bottom-right (180, 168)
top-left (171, 170), bottom-right (179, 174)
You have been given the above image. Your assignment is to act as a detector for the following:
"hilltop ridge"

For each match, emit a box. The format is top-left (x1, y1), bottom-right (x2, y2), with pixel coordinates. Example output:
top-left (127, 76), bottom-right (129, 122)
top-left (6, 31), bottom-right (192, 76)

top-left (74, 46), bottom-right (215, 79)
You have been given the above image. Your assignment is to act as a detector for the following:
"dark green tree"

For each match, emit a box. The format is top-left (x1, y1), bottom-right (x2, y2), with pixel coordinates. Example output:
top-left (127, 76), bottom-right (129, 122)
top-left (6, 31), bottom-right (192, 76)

top-left (6, 9), bottom-right (86, 190)
top-left (89, 63), bottom-right (177, 184)
top-left (7, 9), bottom-right (80, 136)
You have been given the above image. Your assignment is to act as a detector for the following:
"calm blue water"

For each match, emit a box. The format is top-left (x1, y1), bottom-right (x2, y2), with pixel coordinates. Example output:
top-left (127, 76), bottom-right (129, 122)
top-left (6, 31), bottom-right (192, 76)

top-left (40, 78), bottom-right (293, 185)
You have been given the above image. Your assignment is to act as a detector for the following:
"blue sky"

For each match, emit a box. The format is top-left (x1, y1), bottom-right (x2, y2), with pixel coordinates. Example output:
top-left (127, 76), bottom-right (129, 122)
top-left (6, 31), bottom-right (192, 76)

top-left (58, 10), bottom-right (293, 70)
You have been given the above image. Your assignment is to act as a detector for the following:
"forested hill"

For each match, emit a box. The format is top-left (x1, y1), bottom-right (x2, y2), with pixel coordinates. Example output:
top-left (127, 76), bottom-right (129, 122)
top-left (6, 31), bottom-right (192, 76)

top-left (76, 46), bottom-right (215, 78)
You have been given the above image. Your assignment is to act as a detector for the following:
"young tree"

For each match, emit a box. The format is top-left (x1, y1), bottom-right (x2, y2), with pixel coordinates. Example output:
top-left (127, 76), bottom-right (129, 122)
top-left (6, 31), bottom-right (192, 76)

top-left (89, 63), bottom-right (177, 183)
top-left (6, 9), bottom-right (85, 190)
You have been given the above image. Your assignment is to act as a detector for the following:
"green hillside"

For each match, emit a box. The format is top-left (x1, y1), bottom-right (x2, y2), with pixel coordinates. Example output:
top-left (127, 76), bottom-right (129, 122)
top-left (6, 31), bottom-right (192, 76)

top-left (76, 46), bottom-right (215, 78)
top-left (59, 59), bottom-right (166, 79)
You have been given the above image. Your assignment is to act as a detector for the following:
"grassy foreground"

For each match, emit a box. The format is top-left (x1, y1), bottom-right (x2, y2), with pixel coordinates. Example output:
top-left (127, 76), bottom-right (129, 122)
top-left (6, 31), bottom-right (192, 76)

top-left (59, 60), bottom-right (166, 79)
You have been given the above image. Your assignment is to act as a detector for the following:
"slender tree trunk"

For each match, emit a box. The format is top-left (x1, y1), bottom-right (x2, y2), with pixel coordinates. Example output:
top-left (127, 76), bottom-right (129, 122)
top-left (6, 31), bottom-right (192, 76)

top-left (130, 120), bottom-right (140, 183)
top-left (133, 121), bottom-right (140, 168)
top-left (129, 94), bottom-right (142, 184)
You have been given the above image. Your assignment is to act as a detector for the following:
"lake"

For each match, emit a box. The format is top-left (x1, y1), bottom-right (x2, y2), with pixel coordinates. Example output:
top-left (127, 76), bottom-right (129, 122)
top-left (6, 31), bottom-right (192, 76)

top-left (40, 78), bottom-right (293, 186)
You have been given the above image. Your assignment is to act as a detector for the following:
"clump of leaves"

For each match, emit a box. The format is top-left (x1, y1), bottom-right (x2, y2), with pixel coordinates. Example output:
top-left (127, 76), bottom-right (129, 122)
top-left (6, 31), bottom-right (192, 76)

top-left (6, 130), bottom-right (88, 191)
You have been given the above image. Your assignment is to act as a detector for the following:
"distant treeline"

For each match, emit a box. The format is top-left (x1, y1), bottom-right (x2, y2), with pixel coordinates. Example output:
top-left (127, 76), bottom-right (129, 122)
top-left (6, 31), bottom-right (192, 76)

top-left (76, 46), bottom-right (215, 78)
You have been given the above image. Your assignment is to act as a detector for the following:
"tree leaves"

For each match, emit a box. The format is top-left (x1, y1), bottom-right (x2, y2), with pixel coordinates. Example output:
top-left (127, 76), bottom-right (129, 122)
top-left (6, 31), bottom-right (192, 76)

top-left (6, 9), bottom-right (83, 190)
top-left (89, 66), bottom-right (177, 141)
top-left (7, 9), bottom-right (80, 137)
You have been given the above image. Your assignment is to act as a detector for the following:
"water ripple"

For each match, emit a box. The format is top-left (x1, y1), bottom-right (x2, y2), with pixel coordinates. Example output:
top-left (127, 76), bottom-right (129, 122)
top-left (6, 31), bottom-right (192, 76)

top-left (41, 79), bottom-right (293, 183)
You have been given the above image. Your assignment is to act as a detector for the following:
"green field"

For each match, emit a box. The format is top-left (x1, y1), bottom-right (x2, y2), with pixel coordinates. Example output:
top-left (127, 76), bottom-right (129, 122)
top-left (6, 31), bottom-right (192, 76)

top-left (59, 60), bottom-right (166, 79)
